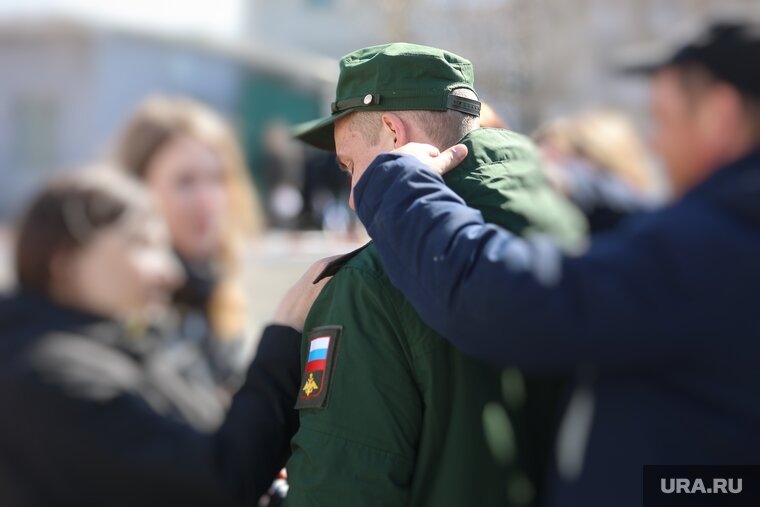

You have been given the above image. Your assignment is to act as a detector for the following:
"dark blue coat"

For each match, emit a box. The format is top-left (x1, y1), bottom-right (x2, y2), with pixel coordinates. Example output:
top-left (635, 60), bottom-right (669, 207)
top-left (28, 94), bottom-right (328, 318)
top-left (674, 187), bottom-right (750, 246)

top-left (354, 147), bottom-right (760, 507)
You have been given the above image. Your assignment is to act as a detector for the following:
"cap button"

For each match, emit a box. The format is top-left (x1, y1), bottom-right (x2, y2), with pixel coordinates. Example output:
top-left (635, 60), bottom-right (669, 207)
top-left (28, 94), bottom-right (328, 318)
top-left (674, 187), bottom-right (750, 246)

top-left (363, 94), bottom-right (373, 105)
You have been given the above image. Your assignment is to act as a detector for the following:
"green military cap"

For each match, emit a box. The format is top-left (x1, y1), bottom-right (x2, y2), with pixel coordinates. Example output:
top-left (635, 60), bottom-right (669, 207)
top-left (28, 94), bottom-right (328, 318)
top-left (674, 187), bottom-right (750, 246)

top-left (293, 43), bottom-right (481, 151)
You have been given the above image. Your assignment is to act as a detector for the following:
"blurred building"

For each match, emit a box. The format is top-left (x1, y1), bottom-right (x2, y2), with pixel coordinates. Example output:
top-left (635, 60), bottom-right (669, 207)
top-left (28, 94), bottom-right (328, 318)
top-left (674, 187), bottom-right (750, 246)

top-left (246, 0), bottom-right (387, 59)
top-left (247, 0), bottom-right (760, 131)
top-left (4, 0), bottom-right (760, 219)
top-left (0, 17), bottom-right (336, 218)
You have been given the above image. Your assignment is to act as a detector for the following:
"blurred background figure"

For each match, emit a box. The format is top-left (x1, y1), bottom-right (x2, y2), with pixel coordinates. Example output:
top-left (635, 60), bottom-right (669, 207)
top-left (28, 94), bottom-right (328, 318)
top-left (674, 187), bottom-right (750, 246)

top-left (479, 101), bottom-right (509, 129)
top-left (258, 122), bottom-right (357, 233)
top-left (4, 166), bottom-right (229, 429)
top-left (534, 109), bottom-right (661, 232)
top-left (260, 121), bottom-right (306, 229)
top-left (114, 96), bottom-right (262, 393)
top-left (0, 165), bottom-right (323, 506)
top-left (302, 149), bottom-right (353, 232)
top-left (0, 167), bottom-right (229, 501)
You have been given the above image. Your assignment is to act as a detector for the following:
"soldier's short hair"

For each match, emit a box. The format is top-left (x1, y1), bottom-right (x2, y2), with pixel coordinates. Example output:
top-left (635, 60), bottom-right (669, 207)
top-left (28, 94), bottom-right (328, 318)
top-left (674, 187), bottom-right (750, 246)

top-left (346, 88), bottom-right (481, 150)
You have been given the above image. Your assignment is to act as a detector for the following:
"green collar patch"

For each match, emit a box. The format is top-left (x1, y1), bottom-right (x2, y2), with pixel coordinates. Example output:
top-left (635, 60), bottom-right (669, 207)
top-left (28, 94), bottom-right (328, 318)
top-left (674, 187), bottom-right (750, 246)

top-left (312, 243), bottom-right (371, 284)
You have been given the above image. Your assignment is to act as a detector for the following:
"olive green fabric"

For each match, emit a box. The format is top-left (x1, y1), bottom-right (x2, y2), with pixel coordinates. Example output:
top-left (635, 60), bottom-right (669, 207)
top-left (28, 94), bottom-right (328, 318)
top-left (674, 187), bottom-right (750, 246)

top-left (293, 43), bottom-right (479, 151)
top-left (285, 128), bottom-right (588, 506)
top-left (447, 128), bottom-right (587, 251)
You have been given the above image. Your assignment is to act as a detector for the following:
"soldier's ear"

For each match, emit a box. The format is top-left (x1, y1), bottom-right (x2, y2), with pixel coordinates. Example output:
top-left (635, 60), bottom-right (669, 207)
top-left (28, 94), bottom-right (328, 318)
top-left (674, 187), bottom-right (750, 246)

top-left (380, 112), bottom-right (408, 148)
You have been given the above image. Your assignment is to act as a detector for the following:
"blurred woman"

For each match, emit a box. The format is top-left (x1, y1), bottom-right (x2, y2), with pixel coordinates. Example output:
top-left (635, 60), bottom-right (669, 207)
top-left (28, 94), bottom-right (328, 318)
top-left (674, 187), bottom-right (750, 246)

top-left (114, 96), bottom-right (262, 390)
top-left (534, 108), bottom-right (662, 232)
top-left (0, 167), bottom-right (328, 506)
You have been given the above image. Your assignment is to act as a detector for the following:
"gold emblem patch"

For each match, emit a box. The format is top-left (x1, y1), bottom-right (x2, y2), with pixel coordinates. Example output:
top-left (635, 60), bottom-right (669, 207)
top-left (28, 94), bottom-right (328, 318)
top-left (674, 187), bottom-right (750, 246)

top-left (302, 373), bottom-right (319, 397)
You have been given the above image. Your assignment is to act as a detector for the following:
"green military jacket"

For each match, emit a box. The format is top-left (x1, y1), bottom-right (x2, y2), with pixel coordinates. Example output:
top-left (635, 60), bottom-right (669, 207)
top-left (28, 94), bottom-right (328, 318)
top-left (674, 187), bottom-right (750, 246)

top-left (285, 128), bottom-right (587, 506)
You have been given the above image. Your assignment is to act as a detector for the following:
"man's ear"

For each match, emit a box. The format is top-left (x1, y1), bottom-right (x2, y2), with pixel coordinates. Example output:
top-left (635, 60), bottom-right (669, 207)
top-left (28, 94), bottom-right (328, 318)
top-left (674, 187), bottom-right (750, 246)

top-left (380, 112), bottom-right (409, 148)
top-left (700, 85), bottom-right (744, 155)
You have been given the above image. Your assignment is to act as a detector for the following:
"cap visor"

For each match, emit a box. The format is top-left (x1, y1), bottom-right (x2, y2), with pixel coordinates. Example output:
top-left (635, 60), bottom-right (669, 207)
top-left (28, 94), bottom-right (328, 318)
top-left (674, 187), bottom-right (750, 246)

top-left (291, 110), bottom-right (352, 151)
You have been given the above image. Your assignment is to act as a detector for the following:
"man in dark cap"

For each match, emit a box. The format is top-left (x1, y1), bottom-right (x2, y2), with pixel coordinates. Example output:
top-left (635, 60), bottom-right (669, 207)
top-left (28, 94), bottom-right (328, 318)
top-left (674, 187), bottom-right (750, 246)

top-left (283, 43), bottom-right (586, 506)
top-left (637, 21), bottom-right (760, 197)
top-left (349, 20), bottom-right (760, 507)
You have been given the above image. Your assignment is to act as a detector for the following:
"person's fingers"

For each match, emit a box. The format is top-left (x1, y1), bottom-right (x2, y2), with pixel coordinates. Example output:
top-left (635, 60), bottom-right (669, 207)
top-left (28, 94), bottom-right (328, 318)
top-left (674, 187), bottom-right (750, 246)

top-left (307, 254), bottom-right (344, 284)
top-left (435, 144), bottom-right (468, 175)
top-left (313, 276), bottom-right (331, 290)
top-left (321, 254), bottom-right (343, 265)
top-left (425, 145), bottom-right (441, 157)
top-left (389, 142), bottom-right (467, 175)
top-left (306, 255), bottom-right (337, 275)
top-left (271, 254), bottom-right (344, 330)
top-left (313, 255), bottom-right (341, 273)
top-left (392, 142), bottom-right (438, 159)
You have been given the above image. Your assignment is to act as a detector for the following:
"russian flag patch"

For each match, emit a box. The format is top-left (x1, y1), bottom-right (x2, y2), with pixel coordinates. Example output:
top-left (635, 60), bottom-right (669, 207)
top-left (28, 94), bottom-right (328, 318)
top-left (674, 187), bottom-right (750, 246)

top-left (296, 325), bottom-right (341, 409)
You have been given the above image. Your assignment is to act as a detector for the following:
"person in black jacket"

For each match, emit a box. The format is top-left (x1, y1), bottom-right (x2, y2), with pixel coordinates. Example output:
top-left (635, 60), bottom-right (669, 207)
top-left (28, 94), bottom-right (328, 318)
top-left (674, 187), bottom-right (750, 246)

top-left (0, 166), bottom-right (331, 506)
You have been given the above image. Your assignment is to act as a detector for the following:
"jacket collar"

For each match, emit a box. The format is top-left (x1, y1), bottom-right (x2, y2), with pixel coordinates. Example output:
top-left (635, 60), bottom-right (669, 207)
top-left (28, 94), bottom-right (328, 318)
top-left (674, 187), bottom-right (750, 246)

top-left (444, 127), bottom-right (543, 192)
top-left (0, 289), bottom-right (106, 333)
top-left (313, 243), bottom-right (371, 283)
top-left (0, 289), bottom-right (161, 357)
top-left (687, 145), bottom-right (760, 223)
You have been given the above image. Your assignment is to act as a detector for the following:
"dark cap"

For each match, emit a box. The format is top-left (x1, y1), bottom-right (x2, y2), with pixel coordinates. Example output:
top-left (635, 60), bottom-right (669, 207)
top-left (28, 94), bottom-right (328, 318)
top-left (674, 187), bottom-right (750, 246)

top-left (624, 20), bottom-right (760, 97)
top-left (292, 43), bottom-right (481, 151)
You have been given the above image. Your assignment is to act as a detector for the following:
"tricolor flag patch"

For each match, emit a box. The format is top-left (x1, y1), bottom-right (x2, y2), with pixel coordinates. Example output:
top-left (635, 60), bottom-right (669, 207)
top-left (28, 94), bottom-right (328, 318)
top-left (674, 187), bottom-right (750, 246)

top-left (296, 325), bottom-right (341, 409)
top-left (306, 336), bottom-right (330, 373)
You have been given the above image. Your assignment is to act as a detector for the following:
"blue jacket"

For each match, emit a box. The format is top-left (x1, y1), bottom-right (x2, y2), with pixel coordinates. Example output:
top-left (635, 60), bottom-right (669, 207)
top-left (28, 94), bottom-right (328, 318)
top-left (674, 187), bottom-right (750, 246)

top-left (354, 147), bottom-right (760, 507)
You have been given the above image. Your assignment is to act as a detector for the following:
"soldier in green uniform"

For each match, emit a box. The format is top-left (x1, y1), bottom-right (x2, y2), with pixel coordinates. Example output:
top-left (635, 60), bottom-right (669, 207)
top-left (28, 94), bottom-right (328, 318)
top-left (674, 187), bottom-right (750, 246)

top-left (285, 43), bottom-right (587, 506)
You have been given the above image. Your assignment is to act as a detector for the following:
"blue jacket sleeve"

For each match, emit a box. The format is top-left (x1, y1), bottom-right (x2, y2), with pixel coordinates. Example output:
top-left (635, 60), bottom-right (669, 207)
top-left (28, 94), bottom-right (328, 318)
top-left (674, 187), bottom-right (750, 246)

top-left (354, 153), bottom-right (719, 373)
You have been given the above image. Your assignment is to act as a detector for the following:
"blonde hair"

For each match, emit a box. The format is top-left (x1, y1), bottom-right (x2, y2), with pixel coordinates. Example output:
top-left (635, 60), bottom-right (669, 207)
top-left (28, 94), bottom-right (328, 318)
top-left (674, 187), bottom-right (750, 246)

top-left (479, 102), bottom-right (508, 129)
top-left (535, 109), bottom-right (655, 193)
top-left (113, 96), bottom-right (262, 339)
